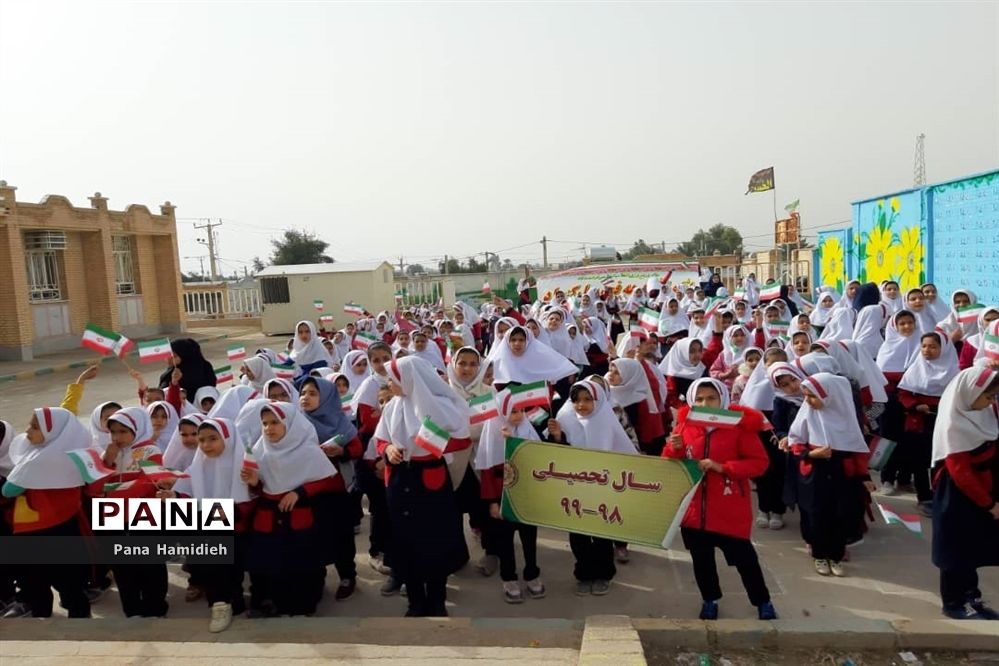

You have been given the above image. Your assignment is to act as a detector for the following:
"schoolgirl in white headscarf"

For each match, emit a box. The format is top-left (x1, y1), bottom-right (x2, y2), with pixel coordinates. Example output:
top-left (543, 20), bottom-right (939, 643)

top-left (6, 407), bottom-right (89, 491)
top-left (658, 297), bottom-right (690, 337)
top-left (555, 379), bottom-right (638, 454)
top-left (340, 349), bottom-right (372, 394)
top-left (818, 306), bottom-right (856, 342)
top-left (566, 323), bottom-right (591, 367)
top-left (898, 331), bottom-right (959, 398)
top-left (162, 413), bottom-right (207, 472)
top-left (876, 310), bottom-right (922, 376)
top-left (490, 325), bottom-right (578, 386)
top-left (88, 401), bottom-right (121, 449)
top-left (290, 320), bottom-right (334, 369)
top-left (241, 355), bottom-right (277, 391)
top-left (852, 302), bottom-right (888, 360)
top-left (810, 291), bottom-right (838, 328)
top-left (583, 316), bottom-right (611, 354)
top-left (147, 400), bottom-right (180, 452)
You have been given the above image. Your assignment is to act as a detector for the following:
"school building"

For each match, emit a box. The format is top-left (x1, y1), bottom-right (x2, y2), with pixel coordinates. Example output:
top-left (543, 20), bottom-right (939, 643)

top-left (0, 181), bottom-right (186, 362)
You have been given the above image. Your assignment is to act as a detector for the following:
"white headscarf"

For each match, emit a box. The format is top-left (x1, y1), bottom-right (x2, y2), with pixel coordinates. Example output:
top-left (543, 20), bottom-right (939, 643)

top-left (174, 417), bottom-right (251, 502)
top-left (963, 305), bottom-right (999, 354)
top-left (162, 413), bottom-right (207, 471)
top-left (819, 307), bottom-right (855, 342)
top-left (738, 356), bottom-right (779, 411)
top-left (938, 289), bottom-right (980, 338)
top-left (147, 401), bottom-right (179, 452)
top-left (241, 355), bottom-right (276, 391)
top-left (921, 283), bottom-right (951, 324)
top-left (931, 366), bottom-right (999, 465)
top-left (880, 284), bottom-right (903, 316)
top-left (375, 356), bottom-right (471, 459)
top-left (262, 377), bottom-right (300, 403)
top-left (841, 339), bottom-right (889, 403)
top-left (583, 316), bottom-right (610, 354)
top-left (898, 331), bottom-right (959, 397)
top-left (657, 298), bottom-right (690, 337)
top-left (852, 303), bottom-right (887, 360)
top-left (876, 311), bottom-right (921, 374)
top-left (208, 385), bottom-right (257, 421)
top-left (810, 291), bottom-right (838, 327)
top-left (7, 407), bottom-right (89, 489)
top-left (658, 338), bottom-right (705, 380)
top-left (193, 386), bottom-right (221, 414)
top-left (722, 324), bottom-right (751, 365)
top-left (341, 350), bottom-right (372, 393)
top-left (234, 397), bottom-right (270, 450)
top-left (684, 377), bottom-right (733, 412)
top-left (331, 330), bottom-right (352, 361)
top-left (89, 401), bottom-right (120, 449)
top-left (768, 362), bottom-right (806, 406)
top-left (252, 401), bottom-right (337, 494)
top-left (794, 351), bottom-right (841, 377)
top-left (789, 373), bottom-right (868, 453)
top-left (409, 334), bottom-right (446, 373)
top-left (290, 320), bottom-right (334, 368)
top-left (556, 379), bottom-right (638, 454)
top-left (0, 420), bottom-right (15, 478)
top-left (566, 324), bottom-right (590, 366)
top-left (543, 310), bottom-right (574, 360)
top-left (608, 358), bottom-right (658, 413)
top-left (490, 325), bottom-right (578, 386)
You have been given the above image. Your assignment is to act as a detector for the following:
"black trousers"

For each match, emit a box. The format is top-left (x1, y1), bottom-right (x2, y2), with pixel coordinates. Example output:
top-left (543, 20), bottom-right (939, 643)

top-left (940, 567), bottom-right (982, 609)
top-left (756, 439), bottom-right (786, 515)
top-left (113, 563), bottom-right (169, 617)
top-left (357, 461), bottom-right (391, 559)
top-left (189, 563), bottom-right (245, 611)
top-left (488, 518), bottom-right (540, 582)
top-left (405, 575), bottom-right (447, 617)
top-left (900, 430), bottom-right (933, 502)
top-left (681, 527), bottom-right (770, 607)
top-left (569, 533), bottom-right (615, 582)
top-left (803, 506), bottom-right (847, 562)
top-left (328, 492), bottom-right (358, 581)
top-left (252, 566), bottom-right (326, 615)
top-left (20, 563), bottom-right (90, 618)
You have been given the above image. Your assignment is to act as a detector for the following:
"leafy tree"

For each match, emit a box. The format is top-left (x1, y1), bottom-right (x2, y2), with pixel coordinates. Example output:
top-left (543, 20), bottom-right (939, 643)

top-left (181, 272), bottom-right (207, 283)
top-left (251, 256), bottom-right (266, 272)
top-left (675, 224), bottom-right (743, 256)
top-left (621, 239), bottom-right (657, 259)
top-left (501, 258), bottom-right (514, 270)
top-left (269, 229), bottom-right (334, 265)
top-left (405, 263), bottom-right (427, 276)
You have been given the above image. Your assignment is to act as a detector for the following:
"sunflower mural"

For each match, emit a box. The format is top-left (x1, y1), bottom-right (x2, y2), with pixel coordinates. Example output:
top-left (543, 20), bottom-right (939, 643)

top-left (852, 195), bottom-right (925, 291)
top-left (819, 234), bottom-right (846, 292)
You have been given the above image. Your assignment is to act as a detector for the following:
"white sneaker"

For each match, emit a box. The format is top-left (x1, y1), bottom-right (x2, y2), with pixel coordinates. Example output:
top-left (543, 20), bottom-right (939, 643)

top-left (814, 559), bottom-right (831, 576)
top-left (829, 561), bottom-right (846, 577)
top-left (525, 577), bottom-right (546, 599)
top-left (755, 511), bottom-right (770, 528)
top-left (209, 602), bottom-right (233, 633)
top-left (768, 515), bottom-right (784, 530)
top-left (503, 581), bottom-right (524, 604)
top-left (879, 482), bottom-right (896, 496)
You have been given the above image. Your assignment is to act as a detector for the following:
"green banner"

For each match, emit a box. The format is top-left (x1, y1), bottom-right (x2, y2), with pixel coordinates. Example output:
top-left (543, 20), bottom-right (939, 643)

top-left (501, 438), bottom-right (703, 549)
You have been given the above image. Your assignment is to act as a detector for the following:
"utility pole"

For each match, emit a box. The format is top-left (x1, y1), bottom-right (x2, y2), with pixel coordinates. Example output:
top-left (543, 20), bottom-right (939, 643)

top-left (194, 218), bottom-right (222, 281)
top-left (541, 236), bottom-right (548, 269)
top-left (443, 254), bottom-right (449, 275)
top-left (398, 255), bottom-right (405, 275)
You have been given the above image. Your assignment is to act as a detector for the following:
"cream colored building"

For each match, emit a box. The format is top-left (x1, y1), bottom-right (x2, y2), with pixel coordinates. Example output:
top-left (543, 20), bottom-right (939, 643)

top-left (0, 181), bottom-right (184, 361)
top-left (257, 261), bottom-right (396, 334)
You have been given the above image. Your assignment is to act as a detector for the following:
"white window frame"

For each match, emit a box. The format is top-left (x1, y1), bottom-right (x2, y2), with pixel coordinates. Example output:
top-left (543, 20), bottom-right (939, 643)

top-left (26, 250), bottom-right (62, 302)
top-left (112, 235), bottom-right (137, 296)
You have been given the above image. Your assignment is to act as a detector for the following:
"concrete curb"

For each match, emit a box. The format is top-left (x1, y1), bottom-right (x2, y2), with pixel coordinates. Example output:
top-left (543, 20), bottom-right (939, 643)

top-left (579, 614), bottom-right (648, 666)
top-left (0, 333), bottom-right (231, 384)
top-left (633, 617), bottom-right (999, 651)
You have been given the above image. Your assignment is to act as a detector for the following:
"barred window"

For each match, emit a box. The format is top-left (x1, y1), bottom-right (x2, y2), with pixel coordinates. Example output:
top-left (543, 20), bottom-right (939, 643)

top-left (26, 250), bottom-right (62, 302)
top-left (260, 277), bottom-right (290, 304)
top-left (112, 236), bottom-right (136, 295)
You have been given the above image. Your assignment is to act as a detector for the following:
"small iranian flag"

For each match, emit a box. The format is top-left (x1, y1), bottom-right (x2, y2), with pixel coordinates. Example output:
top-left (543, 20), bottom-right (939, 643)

top-left (66, 448), bottom-right (116, 483)
top-left (103, 479), bottom-right (139, 495)
top-left (601, 277), bottom-right (616, 289)
top-left (867, 436), bottom-right (897, 471)
top-left (528, 406), bottom-right (549, 426)
top-left (271, 364), bottom-right (296, 380)
top-left (227, 345), bottom-right (247, 362)
top-left (732, 288), bottom-right (746, 301)
top-left (215, 365), bottom-right (234, 384)
top-left (956, 303), bottom-right (986, 324)
top-left (319, 315), bottom-right (334, 326)
top-left (686, 406), bottom-right (743, 428)
top-left (340, 394), bottom-right (354, 414)
top-left (413, 416), bottom-right (450, 458)
top-left (637, 307), bottom-right (660, 332)
top-left (137, 338), bottom-right (172, 364)
top-left (242, 448), bottom-right (259, 473)
top-left (983, 332), bottom-right (999, 361)
top-left (767, 320), bottom-right (791, 339)
top-left (509, 380), bottom-right (550, 411)
top-left (353, 331), bottom-right (379, 350)
top-left (876, 502), bottom-right (922, 535)
top-left (759, 282), bottom-right (782, 301)
top-left (81, 323), bottom-right (134, 358)
top-left (468, 393), bottom-right (499, 425)
top-left (314, 299), bottom-right (325, 312)
top-left (704, 297), bottom-right (729, 317)
top-left (482, 281), bottom-right (492, 294)
top-left (344, 302), bottom-right (365, 316)
top-left (137, 460), bottom-right (190, 481)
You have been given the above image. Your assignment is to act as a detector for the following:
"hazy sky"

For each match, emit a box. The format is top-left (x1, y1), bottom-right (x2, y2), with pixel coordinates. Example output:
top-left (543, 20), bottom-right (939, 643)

top-left (2, 1), bottom-right (997, 275)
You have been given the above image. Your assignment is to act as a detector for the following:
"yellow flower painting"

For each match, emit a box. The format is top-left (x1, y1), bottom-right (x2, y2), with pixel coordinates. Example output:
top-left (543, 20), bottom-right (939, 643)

top-left (864, 224), bottom-right (895, 285)
top-left (820, 236), bottom-right (845, 291)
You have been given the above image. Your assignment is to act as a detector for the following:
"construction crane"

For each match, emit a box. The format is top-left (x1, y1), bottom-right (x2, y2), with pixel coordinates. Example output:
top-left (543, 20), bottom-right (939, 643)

top-left (913, 133), bottom-right (926, 187)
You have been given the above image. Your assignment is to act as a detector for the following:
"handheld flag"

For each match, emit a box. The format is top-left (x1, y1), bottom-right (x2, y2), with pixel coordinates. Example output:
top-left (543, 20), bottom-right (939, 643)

top-left (759, 282), bottom-right (782, 301)
top-left (686, 406), bottom-right (743, 428)
top-left (867, 436), bottom-right (897, 471)
top-left (66, 448), bottom-right (116, 483)
top-left (81, 323), bottom-right (134, 358)
top-left (527, 406), bottom-right (549, 427)
top-left (352, 331), bottom-right (379, 350)
top-left (745, 166), bottom-right (775, 194)
top-left (241, 448), bottom-right (259, 473)
top-left (767, 320), bottom-right (791, 340)
top-left (508, 380), bottom-right (550, 411)
top-left (876, 502), bottom-right (922, 535)
top-left (732, 288), bottom-right (746, 301)
top-left (983, 332), bottom-right (999, 361)
top-left (468, 393), bottom-right (499, 425)
top-left (319, 315), bottom-right (334, 327)
top-left (344, 302), bottom-right (365, 316)
top-left (340, 394), bottom-right (354, 414)
top-left (271, 364), bottom-right (296, 380)
top-left (313, 299), bottom-right (325, 312)
top-left (137, 338), bottom-right (172, 364)
top-left (482, 281), bottom-right (492, 294)
top-left (704, 297), bottom-right (729, 318)
top-left (637, 307), bottom-right (660, 332)
top-left (956, 303), bottom-right (986, 325)
top-left (413, 416), bottom-right (450, 458)
top-left (215, 364), bottom-right (234, 384)
top-left (137, 460), bottom-right (190, 481)
top-left (226, 345), bottom-right (247, 362)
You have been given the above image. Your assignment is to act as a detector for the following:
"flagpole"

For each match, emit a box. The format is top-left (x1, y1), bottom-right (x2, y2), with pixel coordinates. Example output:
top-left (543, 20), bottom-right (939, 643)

top-left (772, 187), bottom-right (779, 222)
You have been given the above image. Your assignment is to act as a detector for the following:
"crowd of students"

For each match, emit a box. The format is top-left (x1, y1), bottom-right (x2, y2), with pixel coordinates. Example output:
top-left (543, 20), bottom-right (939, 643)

top-left (1, 274), bottom-right (997, 631)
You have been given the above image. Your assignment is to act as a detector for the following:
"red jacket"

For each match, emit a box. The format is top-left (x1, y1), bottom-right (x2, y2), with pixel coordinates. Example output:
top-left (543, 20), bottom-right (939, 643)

top-left (663, 404), bottom-right (769, 540)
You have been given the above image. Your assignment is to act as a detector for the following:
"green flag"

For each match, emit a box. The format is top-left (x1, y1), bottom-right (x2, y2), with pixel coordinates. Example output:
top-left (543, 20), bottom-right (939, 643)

top-left (784, 198), bottom-right (800, 213)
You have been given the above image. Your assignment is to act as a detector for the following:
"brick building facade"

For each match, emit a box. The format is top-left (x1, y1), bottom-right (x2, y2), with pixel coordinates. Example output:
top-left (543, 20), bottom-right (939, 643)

top-left (0, 181), bottom-right (185, 361)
